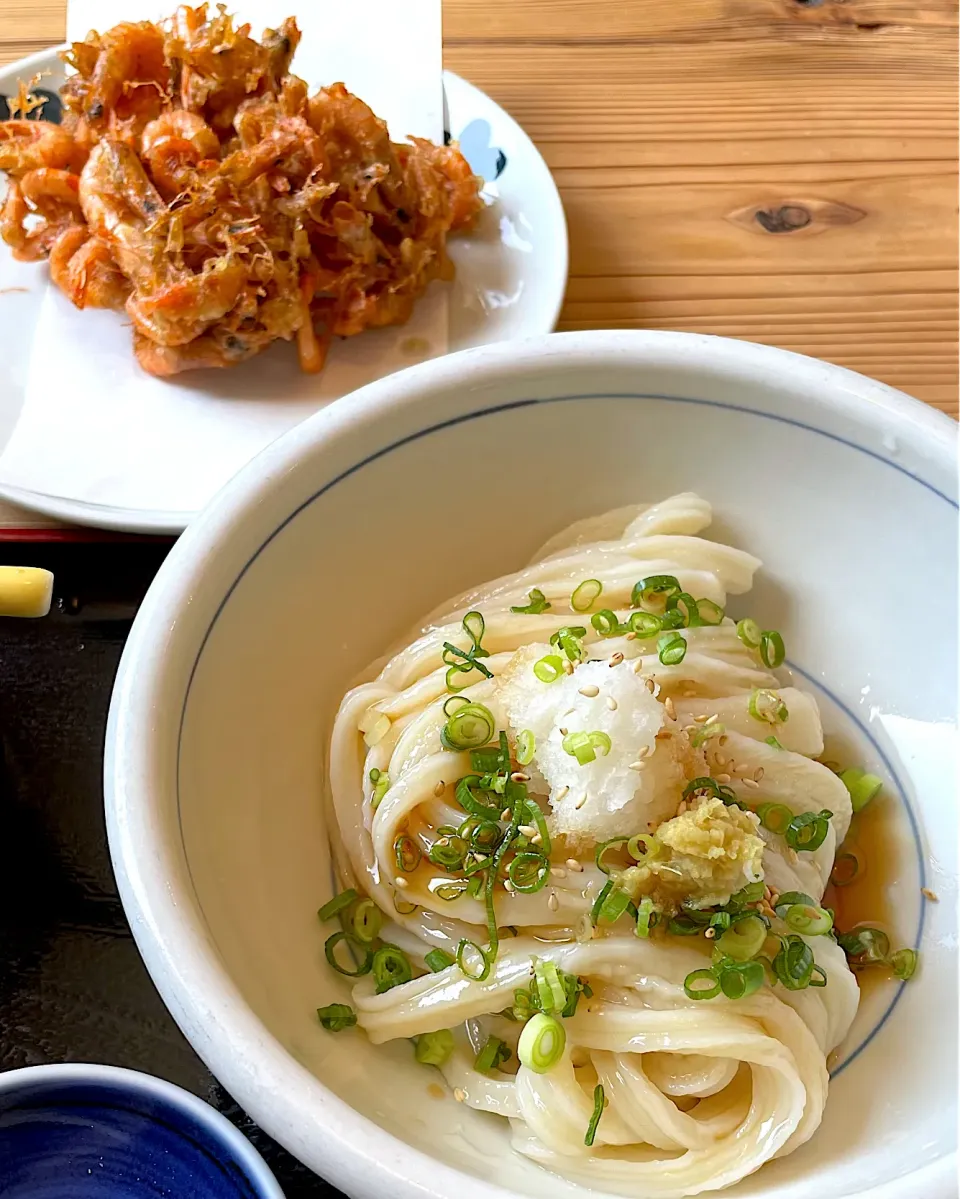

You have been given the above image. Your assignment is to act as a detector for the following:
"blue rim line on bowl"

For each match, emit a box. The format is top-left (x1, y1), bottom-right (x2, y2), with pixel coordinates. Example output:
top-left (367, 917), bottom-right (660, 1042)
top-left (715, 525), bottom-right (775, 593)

top-left (170, 386), bottom-right (945, 1079)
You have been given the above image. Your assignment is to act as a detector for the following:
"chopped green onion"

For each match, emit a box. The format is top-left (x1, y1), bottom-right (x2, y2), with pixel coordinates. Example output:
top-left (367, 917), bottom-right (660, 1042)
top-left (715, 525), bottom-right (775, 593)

top-left (683, 776), bottom-right (735, 803)
top-left (434, 880), bottom-right (469, 901)
top-left (785, 809), bottom-right (832, 852)
top-left (669, 914), bottom-right (707, 936)
top-left (635, 897), bottom-right (658, 938)
top-left (425, 948), bottom-right (456, 972)
top-left (837, 926), bottom-right (890, 962)
top-left (830, 850), bottom-right (861, 887)
top-left (772, 934), bottom-right (815, 990)
top-left (632, 575), bottom-right (681, 607)
top-left (716, 915), bottom-right (767, 962)
top-left (756, 802), bottom-right (794, 837)
top-left (534, 959), bottom-right (568, 1014)
top-left (324, 931), bottom-right (373, 977)
top-left (783, 903), bottom-right (834, 936)
top-left (665, 592), bottom-right (701, 628)
top-left (533, 654), bottom-right (564, 683)
top-left (462, 611), bottom-right (488, 656)
top-left (317, 1003), bottom-right (357, 1031)
top-left (470, 746), bottom-right (502, 773)
top-left (595, 837), bottom-right (628, 875)
top-left (658, 631), bottom-right (686, 665)
top-left (428, 836), bottom-right (467, 871)
top-left (729, 881), bottom-right (766, 908)
top-left (511, 588), bottom-right (552, 614)
top-left (442, 695), bottom-right (471, 717)
top-left (627, 832), bottom-right (661, 860)
top-left (584, 1083), bottom-right (606, 1147)
top-left (690, 721), bottom-right (725, 749)
top-left (523, 800), bottom-right (552, 857)
top-left (736, 618), bottom-right (761, 649)
top-left (441, 702), bottom-right (496, 751)
top-left (516, 729), bottom-right (536, 766)
top-left (394, 835), bottom-right (422, 873)
top-left (839, 768), bottom-right (883, 813)
top-left (809, 964), bottom-right (828, 987)
top-left (764, 735), bottom-right (783, 750)
top-left (759, 629), bottom-right (786, 669)
top-left (475, 1035), bottom-right (511, 1073)
top-left (518, 1013), bottom-right (566, 1073)
top-left (773, 890), bottom-right (816, 913)
top-left (889, 947), bottom-right (918, 980)
top-left (571, 579), bottom-right (603, 612)
top-left (596, 883), bottom-right (633, 926)
top-left (561, 730), bottom-right (612, 765)
top-left (696, 598), bottom-right (725, 625)
top-left (393, 895), bottom-right (418, 915)
top-left (370, 770), bottom-right (391, 808)
top-left (415, 1029), bottom-right (454, 1066)
top-left (442, 642), bottom-right (494, 678)
top-left (456, 938), bottom-right (492, 981)
top-left (318, 889), bottom-right (358, 922)
top-left (351, 899), bottom-right (382, 943)
top-left (455, 775), bottom-right (502, 820)
top-left (591, 608), bottom-right (621, 637)
top-left (717, 959), bottom-right (765, 999)
top-left (629, 611), bottom-right (663, 638)
top-left (461, 817), bottom-right (502, 852)
top-left (749, 688), bottom-right (788, 724)
top-left (508, 852), bottom-right (550, 893)
top-left (684, 968), bottom-right (722, 1000)
top-left (550, 625), bottom-right (588, 662)
top-left (372, 945), bottom-right (413, 993)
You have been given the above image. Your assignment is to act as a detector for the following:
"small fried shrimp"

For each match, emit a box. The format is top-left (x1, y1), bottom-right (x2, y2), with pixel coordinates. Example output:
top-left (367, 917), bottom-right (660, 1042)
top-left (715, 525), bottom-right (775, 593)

top-left (141, 110), bottom-right (218, 160)
top-left (133, 326), bottom-right (263, 375)
top-left (83, 22), bottom-right (167, 125)
top-left (79, 140), bottom-right (166, 283)
top-left (0, 120), bottom-right (76, 174)
top-left (49, 225), bottom-right (129, 309)
top-left (126, 256), bottom-right (246, 346)
top-left (19, 168), bottom-right (81, 210)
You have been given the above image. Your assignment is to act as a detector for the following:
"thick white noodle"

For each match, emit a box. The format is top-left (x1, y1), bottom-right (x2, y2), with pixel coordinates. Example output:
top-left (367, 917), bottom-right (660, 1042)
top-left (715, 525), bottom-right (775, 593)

top-left (326, 493), bottom-right (858, 1196)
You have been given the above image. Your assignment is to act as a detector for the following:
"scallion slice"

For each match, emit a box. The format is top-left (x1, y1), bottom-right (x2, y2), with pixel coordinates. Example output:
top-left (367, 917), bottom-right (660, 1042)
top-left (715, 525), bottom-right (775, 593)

top-left (627, 832), bottom-right (661, 860)
top-left (372, 945), bottom-right (413, 993)
top-left (749, 688), bottom-right (788, 724)
top-left (571, 579), bottom-right (603, 612)
top-left (394, 835), bottom-right (422, 873)
top-left (584, 1083), bottom-right (606, 1147)
top-left (462, 611), bottom-right (488, 656)
top-left (783, 903), bottom-right (833, 936)
top-left (696, 598), bottom-right (725, 625)
top-left (632, 575), bottom-right (681, 608)
top-left (629, 611), bottom-right (663, 638)
top-left (595, 837), bottom-right (628, 875)
top-left (427, 836), bottom-right (467, 872)
top-left (511, 588), bottom-right (552, 614)
top-left (756, 802), bottom-right (794, 837)
top-left (516, 729), bottom-right (536, 766)
top-left (830, 850), bottom-right (861, 887)
top-left (839, 767), bottom-right (883, 813)
top-left (533, 654), bottom-right (564, 683)
top-left (440, 701), bottom-right (496, 751)
top-left (764, 735), bottom-right (784, 750)
top-left (351, 899), bottom-right (382, 943)
top-left (837, 926), bottom-right (890, 962)
top-left (635, 896), bottom-right (658, 938)
top-left (717, 959), bottom-right (765, 999)
top-left (317, 1003), bottom-right (357, 1031)
top-left (597, 884), bottom-right (633, 926)
top-left (735, 618), bottom-right (761, 649)
top-left (784, 809), bottom-right (832, 852)
top-left (415, 1029), bottom-right (454, 1066)
top-left (759, 629), bottom-right (786, 669)
top-left (716, 915), bottom-right (767, 962)
top-left (508, 852), bottom-right (550, 893)
top-left (561, 730), bottom-right (612, 765)
top-left (889, 947), bottom-right (918, 980)
top-left (534, 959), bottom-right (568, 1014)
top-left (318, 889), bottom-right (358, 922)
top-left (690, 721), bottom-right (725, 749)
top-left (370, 769), bottom-right (390, 808)
top-left (665, 592), bottom-right (701, 628)
top-left (550, 625), bottom-right (588, 663)
top-left (425, 948), bottom-right (456, 972)
top-left (475, 1036), bottom-right (511, 1074)
top-left (684, 968), bottom-right (721, 1000)
top-left (772, 934), bottom-right (815, 990)
top-left (657, 631), bottom-right (687, 665)
top-left (324, 931), bottom-right (373, 977)
top-left (456, 938), bottom-right (492, 981)
top-left (518, 1012), bottom-right (565, 1073)
top-left (591, 609), bottom-right (621, 637)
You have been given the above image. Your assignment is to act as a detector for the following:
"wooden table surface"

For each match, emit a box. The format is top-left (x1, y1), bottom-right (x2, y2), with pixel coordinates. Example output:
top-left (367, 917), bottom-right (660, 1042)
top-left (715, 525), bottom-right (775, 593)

top-left (1, 0), bottom-right (956, 415)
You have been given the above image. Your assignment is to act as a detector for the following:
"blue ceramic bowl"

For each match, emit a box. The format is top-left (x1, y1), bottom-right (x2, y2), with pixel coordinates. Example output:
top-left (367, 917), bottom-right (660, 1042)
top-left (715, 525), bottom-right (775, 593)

top-left (0, 1064), bottom-right (284, 1198)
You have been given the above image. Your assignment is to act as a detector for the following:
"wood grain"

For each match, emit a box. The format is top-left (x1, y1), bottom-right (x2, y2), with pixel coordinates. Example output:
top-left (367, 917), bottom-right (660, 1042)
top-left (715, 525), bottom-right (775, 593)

top-left (0, 0), bottom-right (955, 412)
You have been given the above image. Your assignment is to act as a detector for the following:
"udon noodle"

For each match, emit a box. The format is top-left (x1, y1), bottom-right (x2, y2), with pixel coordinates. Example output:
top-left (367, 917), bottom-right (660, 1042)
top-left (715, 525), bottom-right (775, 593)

top-left (324, 493), bottom-right (861, 1196)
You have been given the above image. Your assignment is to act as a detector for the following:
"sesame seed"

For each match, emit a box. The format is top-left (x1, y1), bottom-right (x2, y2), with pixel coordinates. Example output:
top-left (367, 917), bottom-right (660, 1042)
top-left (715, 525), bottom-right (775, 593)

top-left (718, 735), bottom-right (728, 747)
top-left (694, 714), bottom-right (709, 724)
top-left (559, 727), bottom-right (568, 736)
top-left (637, 745), bottom-right (651, 759)
top-left (575, 793), bottom-right (588, 810)
top-left (511, 772), bottom-right (531, 782)
top-left (531, 833), bottom-right (543, 845)
top-left (664, 697), bottom-right (676, 720)
top-left (395, 877), bottom-right (409, 889)
top-left (682, 689), bottom-right (697, 698)
top-left (763, 885), bottom-right (772, 901)
top-left (787, 848), bottom-right (799, 864)
top-left (434, 780), bottom-right (446, 796)
top-left (518, 824), bottom-right (536, 837)
top-left (704, 927), bottom-right (716, 939)
top-left (454, 1088), bottom-right (466, 1103)
top-left (714, 773), bottom-right (731, 784)
top-left (552, 867), bottom-right (567, 879)
top-left (922, 887), bottom-right (940, 902)
top-left (754, 767), bottom-right (764, 782)
top-left (548, 891), bottom-right (559, 911)
top-left (705, 713), bottom-right (720, 726)
top-left (500, 809), bottom-right (512, 822)
top-left (579, 684), bottom-right (600, 697)
top-left (565, 858), bottom-right (583, 872)
top-left (504, 880), bottom-right (515, 893)
top-left (609, 652), bottom-right (624, 667)
top-left (606, 696), bottom-right (618, 711)
top-left (628, 761), bottom-right (645, 771)
top-left (555, 787), bottom-right (570, 802)
top-left (715, 755), bottom-right (727, 767)
top-left (742, 778), bottom-right (760, 789)
top-left (563, 659), bottom-right (575, 674)
top-left (636, 661), bottom-right (649, 677)
top-left (624, 631), bottom-right (637, 640)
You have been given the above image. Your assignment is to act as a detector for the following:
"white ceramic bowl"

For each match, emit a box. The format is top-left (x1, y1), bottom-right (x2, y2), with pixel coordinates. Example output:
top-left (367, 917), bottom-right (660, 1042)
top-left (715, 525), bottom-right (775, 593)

top-left (105, 332), bottom-right (958, 1199)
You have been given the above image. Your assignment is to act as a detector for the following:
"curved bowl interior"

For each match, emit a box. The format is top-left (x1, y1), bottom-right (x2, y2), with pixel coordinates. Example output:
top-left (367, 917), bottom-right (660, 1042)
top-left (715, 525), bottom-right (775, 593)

top-left (106, 332), bottom-right (958, 1199)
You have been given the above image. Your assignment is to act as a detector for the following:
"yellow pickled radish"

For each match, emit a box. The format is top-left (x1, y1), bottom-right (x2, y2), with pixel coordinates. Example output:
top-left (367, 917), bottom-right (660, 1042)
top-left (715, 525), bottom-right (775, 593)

top-left (0, 566), bottom-right (54, 617)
